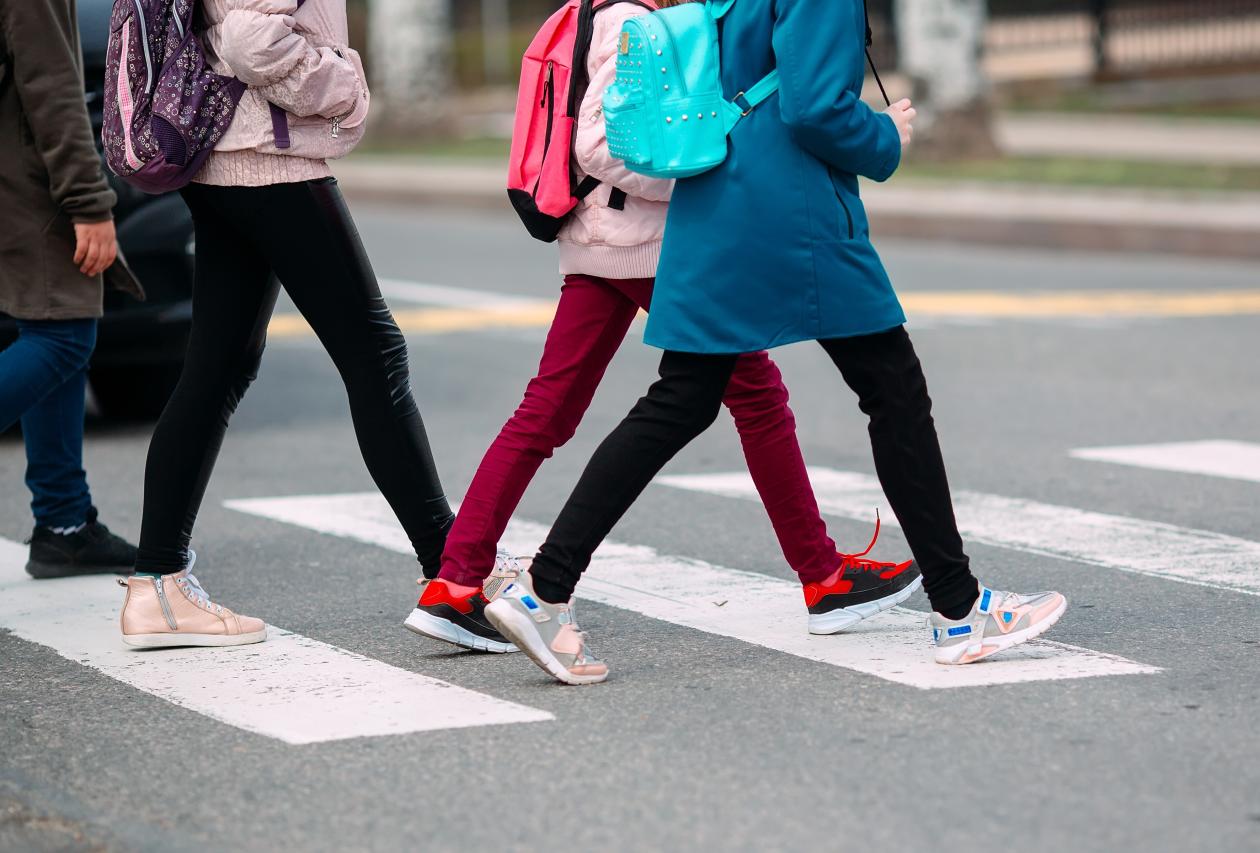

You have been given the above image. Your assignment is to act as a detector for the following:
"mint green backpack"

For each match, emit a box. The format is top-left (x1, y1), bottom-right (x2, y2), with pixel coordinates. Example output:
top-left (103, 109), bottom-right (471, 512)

top-left (603, 0), bottom-right (778, 180)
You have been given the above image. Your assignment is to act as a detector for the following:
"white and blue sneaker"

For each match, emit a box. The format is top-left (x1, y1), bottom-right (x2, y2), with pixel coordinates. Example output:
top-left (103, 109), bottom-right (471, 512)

top-left (930, 584), bottom-right (1067, 665)
top-left (485, 572), bottom-right (608, 685)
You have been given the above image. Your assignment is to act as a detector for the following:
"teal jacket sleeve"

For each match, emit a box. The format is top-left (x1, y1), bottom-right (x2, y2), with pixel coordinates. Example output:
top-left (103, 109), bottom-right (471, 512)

top-left (771, 0), bottom-right (902, 182)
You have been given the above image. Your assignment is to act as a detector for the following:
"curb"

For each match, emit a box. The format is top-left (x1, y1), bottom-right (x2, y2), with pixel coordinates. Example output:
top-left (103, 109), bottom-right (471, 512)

top-left (335, 160), bottom-right (1260, 261)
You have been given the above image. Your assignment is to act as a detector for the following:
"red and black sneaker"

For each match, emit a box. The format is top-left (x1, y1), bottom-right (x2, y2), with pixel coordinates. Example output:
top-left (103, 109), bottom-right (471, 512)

top-left (404, 579), bottom-right (518, 653)
top-left (804, 514), bottom-right (922, 635)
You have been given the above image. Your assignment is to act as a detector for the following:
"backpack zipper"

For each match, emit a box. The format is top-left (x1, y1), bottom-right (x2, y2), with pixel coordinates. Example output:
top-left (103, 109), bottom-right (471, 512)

top-left (532, 61), bottom-right (556, 196)
top-left (130, 0), bottom-right (154, 94)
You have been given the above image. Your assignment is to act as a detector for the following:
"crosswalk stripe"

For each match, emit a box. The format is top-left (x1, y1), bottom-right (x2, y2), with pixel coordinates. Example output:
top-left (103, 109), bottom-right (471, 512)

top-left (1071, 440), bottom-right (1260, 485)
top-left (225, 494), bottom-right (1156, 690)
top-left (0, 538), bottom-right (552, 744)
top-left (377, 277), bottom-right (543, 310)
top-left (658, 467), bottom-right (1260, 598)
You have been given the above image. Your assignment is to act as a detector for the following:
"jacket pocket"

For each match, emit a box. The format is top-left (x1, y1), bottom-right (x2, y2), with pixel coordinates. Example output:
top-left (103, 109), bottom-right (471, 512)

top-left (334, 47), bottom-right (370, 131)
top-left (828, 168), bottom-right (855, 240)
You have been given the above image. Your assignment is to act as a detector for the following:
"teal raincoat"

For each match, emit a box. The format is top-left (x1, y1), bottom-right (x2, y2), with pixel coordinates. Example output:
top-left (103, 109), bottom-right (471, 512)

top-left (644, 0), bottom-right (906, 354)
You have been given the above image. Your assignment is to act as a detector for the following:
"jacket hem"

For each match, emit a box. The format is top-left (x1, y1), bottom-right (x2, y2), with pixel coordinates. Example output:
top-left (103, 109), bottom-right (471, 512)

top-left (0, 302), bottom-right (103, 322)
top-left (642, 314), bottom-right (908, 355)
top-left (193, 151), bottom-right (333, 187)
top-left (558, 240), bottom-right (661, 279)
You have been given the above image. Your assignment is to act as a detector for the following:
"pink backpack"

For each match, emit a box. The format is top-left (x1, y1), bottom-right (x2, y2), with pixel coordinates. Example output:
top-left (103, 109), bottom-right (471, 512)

top-left (507, 0), bottom-right (654, 242)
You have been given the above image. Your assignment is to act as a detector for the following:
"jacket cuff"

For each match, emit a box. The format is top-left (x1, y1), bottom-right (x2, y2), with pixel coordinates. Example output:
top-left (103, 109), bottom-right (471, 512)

top-left (870, 113), bottom-right (903, 183)
top-left (65, 187), bottom-right (118, 224)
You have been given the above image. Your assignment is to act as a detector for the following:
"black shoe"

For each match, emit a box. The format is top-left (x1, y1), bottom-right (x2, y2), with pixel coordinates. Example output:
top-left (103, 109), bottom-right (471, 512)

top-left (403, 579), bottom-right (518, 653)
top-left (25, 508), bottom-right (137, 579)
top-left (803, 515), bottom-right (923, 635)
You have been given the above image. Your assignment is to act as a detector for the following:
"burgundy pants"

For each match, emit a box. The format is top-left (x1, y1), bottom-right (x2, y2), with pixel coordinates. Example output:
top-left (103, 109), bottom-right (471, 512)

top-left (438, 274), bottom-right (840, 587)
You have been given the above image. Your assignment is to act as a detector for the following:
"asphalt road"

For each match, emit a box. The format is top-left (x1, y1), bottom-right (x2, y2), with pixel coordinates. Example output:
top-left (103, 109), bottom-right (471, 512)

top-left (2, 202), bottom-right (1259, 852)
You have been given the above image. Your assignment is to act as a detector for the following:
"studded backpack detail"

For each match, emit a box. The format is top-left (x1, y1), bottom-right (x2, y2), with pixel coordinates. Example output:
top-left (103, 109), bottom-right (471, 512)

top-left (603, 0), bottom-right (778, 180)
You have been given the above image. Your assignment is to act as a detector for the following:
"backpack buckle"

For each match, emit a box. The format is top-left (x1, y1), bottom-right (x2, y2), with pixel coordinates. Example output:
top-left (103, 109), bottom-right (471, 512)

top-left (732, 91), bottom-right (754, 117)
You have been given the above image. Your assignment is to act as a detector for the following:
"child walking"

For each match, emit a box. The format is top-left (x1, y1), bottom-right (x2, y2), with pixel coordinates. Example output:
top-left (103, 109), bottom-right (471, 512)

top-left (116, 0), bottom-right (454, 647)
top-left (404, 0), bottom-right (919, 657)
top-left (486, 0), bottom-right (1067, 683)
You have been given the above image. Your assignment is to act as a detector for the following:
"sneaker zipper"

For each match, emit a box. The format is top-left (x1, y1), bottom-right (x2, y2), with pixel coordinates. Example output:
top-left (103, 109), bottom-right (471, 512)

top-left (152, 577), bottom-right (178, 630)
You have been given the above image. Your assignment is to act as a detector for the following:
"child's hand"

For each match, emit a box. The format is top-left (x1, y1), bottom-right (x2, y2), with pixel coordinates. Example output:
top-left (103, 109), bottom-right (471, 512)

top-left (884, 98), bottom-right (916, 149)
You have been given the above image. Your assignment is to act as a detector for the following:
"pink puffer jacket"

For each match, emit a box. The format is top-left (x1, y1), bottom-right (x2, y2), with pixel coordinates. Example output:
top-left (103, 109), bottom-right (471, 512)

top-left (558, 3), bottom-right (674, 280)
top-left (196, 0), bottom-right (370, 186)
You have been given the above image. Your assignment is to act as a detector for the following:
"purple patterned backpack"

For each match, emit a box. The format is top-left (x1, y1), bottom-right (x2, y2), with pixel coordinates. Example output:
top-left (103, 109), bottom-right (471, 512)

top-left (102, 0), bottom-right (246, 193)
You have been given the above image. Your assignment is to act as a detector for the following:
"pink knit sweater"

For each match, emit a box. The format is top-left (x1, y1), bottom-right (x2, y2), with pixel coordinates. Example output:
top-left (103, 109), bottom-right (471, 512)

top-left (195, 0), bottom-right (370, 186)
top-left (558, 4), bottom-right (674, 280)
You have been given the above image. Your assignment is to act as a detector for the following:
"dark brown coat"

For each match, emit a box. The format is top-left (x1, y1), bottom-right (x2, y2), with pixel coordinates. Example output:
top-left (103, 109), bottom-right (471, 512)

top-left (0, 0), bottom-right (129, 320)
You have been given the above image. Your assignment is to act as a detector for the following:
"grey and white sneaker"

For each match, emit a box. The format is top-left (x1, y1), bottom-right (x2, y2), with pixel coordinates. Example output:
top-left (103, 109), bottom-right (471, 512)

top-left (484, 572), bottom-right (608, 685)
top-left (483, 550), bottom-right (524, 601)
top-left (930, 584), bottom-right (1067, 665)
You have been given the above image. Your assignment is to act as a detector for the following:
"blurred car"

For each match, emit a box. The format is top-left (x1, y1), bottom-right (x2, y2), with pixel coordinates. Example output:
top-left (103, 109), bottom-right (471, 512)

top-left (0, 0), bottom-right (193, 419)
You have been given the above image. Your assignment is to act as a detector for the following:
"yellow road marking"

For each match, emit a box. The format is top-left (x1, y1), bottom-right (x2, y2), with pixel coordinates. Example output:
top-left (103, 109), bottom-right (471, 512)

top-left (901, 289), bottom-right (1260, 318)
top-left (266, 289), bottom-right (1260, 338)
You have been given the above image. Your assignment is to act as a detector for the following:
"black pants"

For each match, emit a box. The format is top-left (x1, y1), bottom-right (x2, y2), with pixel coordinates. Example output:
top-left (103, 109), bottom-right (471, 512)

top-left (530, 326), bottom-right (978, 615)
top-left (135, 179), bottom-right (454, 574)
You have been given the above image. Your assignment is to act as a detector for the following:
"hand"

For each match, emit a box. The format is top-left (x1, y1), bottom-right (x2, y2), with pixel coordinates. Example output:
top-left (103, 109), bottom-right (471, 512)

top-left (73, 219), bottom-right (118, 277)
top-left (884, 98), bottom-right (916, 149)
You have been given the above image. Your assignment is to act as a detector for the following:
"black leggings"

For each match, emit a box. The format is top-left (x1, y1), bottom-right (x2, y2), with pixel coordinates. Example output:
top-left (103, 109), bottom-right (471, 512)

top-left (135, 179), bottom-right (454, 574)
top-left (530, 326), bottom-right (978, 616)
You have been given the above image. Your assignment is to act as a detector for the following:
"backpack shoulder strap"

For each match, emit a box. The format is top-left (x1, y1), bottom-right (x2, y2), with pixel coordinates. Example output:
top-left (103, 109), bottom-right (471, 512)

top-left (569, 0), bottom-right (654, 117)
top-left (268, 0), bottom-right (310, 149)
top-left (568, 0), bottom-right (654, 206)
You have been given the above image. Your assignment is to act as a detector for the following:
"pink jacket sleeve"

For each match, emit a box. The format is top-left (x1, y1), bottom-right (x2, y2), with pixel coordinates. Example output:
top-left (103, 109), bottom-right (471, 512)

top-left (219, 0), bottom-right (361, 119)
top-left (573, 6), bottom-right (674, 203)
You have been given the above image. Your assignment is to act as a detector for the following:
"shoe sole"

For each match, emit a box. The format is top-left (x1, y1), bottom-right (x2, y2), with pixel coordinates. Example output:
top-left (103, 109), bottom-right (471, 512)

top-left (403, 608), bottom-right (518, 654)
top-left (484, 600), bottom-right (607, 686)
top-left (935, 595), bottom-right (1068, 665)
top-left (121, 629), bottom-right (268, 649)
top-left (808, 575), bottom-right (923, 635)
top-left (26, 561), bottom-right (132, 580)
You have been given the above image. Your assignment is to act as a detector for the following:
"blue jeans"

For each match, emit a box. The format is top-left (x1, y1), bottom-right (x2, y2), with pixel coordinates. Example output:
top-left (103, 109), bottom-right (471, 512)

top-left (0, 319), bottom-right (97, 528)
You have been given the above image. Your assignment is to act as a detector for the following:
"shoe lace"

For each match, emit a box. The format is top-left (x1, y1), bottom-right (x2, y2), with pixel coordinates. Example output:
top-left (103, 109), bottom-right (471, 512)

top-left (837, 511), bottom-right (906, 575)
top-left (483, 551), bottom-right (525, 601)
top-left (178, 572), bottom-right (224, 614)
top-left (564, 601), bottom-right (594, 660)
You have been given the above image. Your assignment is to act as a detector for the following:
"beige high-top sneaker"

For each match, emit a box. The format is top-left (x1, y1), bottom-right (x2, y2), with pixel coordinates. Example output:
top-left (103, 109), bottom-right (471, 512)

top-left (119, 568), bottom-right (267, 648)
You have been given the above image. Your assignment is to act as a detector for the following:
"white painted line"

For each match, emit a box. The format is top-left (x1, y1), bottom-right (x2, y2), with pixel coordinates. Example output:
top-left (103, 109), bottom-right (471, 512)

top-left (377, 277), bottom-right (541, 310)
top-left (659, 467), bottom-right (1260, 598)
top-left (1071, 439), bottom-right (1260, 485)
top-left (0, 537), bottom-right (551, 745)
top-left (227, 494), bottom-right (1156, 690)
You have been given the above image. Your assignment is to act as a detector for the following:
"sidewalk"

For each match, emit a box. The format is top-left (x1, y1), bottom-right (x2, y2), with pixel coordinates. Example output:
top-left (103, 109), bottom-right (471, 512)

top-left (335, 155), bottom-right (1260, 260)
top-left (995, 112), bottom-right (1260, 166)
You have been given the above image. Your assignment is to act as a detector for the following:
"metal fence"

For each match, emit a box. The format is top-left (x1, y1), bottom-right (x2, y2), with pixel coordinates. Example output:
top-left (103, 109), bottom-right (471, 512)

top-left (983, 0), bottom-right (1260, 78)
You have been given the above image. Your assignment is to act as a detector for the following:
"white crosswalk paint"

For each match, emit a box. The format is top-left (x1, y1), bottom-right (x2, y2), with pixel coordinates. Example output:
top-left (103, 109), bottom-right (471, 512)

top-left (0, 538), bottom-right (552, 744)
top-left (377, 277), bottom-right (541, 309)
top-left (1071, 439), bottom-right (1260, 485)
top-left (226, 494), bottom-right (1156, 690)
top-left (659, 467), bottom-right (1260, 598)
